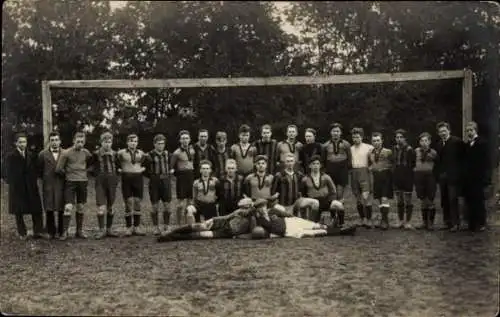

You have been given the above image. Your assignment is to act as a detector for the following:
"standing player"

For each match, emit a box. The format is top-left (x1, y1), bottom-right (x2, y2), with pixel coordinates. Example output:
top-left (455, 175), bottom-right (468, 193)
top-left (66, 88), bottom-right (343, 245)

top-left (272, 153), bottom-right (304, 214)
top-left (56, 132), bottom-right (93, 240)
top-left (7, 132), bottom-right (45, 240)
top-left (243, 155), bottom-right (277, 201)
top-left (323, 123), bottom-right (352, 201)
top-left (300, 128), bottom-right (323, 173)
top-left (230, 124), bottom-right (257, 177)
top-left (170, 130), bottom-right (196, 226)
top-left (350, 127), bottom-right (374, 227)
top-left (193, 129), bottom-right (216, 179)
top-left (144, 134), bottom-right (172, 236)
top-left (213, 131), bottom-right (229, 179)
top-left (369, 132), bottom-right (393, 230)
top-left (254, 124), bottom-right (278, 175)
top-left (217, 159), bottom-right (245, 216)
top-left (300, 155), bottom-right (343, 225)
top-left (393, 129), bottom-right (416, 229)
top-left (434, 122), bottom-right (464, 232)
top-left (189, 160), bottom-right (220, 222)
top-left (117, 134), bottom-right (147, 236)
top-left (91, 132), bottom-right (120, 239)
top-left (414, 132), bottom-right (438, 230)
top-left (277, 125), bottom-right (303, 172)
top-left (37, 131), bottom-right (65, 239)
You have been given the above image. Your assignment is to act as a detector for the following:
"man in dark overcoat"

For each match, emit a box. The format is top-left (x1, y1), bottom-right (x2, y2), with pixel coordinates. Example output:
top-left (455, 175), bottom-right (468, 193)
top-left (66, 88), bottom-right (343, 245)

top-left (6, 132), bottom-right (45, 239)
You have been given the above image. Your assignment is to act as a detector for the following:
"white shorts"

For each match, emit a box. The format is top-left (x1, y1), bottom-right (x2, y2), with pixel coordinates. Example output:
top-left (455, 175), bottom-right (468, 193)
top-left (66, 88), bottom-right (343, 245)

top-left (284, 217), bottom-right (318, 238)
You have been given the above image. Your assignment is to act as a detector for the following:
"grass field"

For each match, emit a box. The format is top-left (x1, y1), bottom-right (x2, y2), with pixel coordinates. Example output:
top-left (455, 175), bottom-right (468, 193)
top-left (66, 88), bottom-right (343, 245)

top-left (1, 178), bottom-right (499, 317)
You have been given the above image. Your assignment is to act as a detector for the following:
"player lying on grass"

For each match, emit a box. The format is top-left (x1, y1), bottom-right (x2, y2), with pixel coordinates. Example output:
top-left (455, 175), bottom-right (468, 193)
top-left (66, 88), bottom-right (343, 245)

top-left (252, 198), bottom-right (357, 238)
top-left (156, 198), bottom-right (256, 242)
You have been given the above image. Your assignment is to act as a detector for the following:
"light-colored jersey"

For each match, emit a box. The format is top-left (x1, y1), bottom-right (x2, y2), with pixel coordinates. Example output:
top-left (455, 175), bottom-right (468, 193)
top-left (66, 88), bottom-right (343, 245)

top-left (350, 143), bottom-right (373, 168)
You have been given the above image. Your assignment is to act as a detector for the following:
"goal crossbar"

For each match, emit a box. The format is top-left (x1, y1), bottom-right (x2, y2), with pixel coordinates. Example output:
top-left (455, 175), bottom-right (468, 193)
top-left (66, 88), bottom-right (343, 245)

top-left (42, 69), bottom-right (472, 144)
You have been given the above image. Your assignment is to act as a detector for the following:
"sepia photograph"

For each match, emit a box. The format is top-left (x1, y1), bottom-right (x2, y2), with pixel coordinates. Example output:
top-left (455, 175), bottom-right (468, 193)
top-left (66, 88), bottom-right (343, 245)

top-left (1, 1), bottom-right (499, 316)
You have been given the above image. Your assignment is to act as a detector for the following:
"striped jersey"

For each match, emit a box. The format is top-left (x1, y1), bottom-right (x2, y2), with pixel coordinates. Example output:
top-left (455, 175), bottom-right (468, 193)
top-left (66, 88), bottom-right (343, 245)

top-left (277, 140), bottom-right (303, 167)
top-left (414, 147), bottom-right (438, 172)
top-left (244, 173), bottom-right (275, 199)
top-left (171, 146), bottom-right (195, 171)
top-left (193, 176), bottom-right (219, 204)
top-left (92, 148), bottom-right (118, 175)
top-left (213, 147), bottom-right (230, 178)
top-left (393, 144), bottom-right (416, 169)
top-left (230, 143), bottom-right (258, 175)
top-left (193, 142), bottom-right (215, 172)
top-left (369, 147), bottom-right (393, 171)
top-left (254, 139), bottom-right (278, 174)
top-left (323, 139), bottom-right (351, 165)
top-left (216, 174), bottom-right (245, 207)
top-left (117, 148), bottom-right (147, 174)
top-left (146, 150), bottom-right (170, 178)
top-left (272, 170), bottom-right (304, 206)
top-left (300, 173), bottom-right (336, 199)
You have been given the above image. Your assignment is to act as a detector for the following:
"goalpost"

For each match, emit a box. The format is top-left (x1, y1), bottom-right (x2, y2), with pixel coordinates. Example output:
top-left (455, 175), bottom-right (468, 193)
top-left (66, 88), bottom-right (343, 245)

top-left (41, 69), bottom-right (473, 146)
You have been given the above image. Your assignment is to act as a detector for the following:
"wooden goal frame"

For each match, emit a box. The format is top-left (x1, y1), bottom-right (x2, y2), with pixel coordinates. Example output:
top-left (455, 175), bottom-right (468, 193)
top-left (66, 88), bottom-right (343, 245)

top-left (41, 69), bottom-right (473, 145)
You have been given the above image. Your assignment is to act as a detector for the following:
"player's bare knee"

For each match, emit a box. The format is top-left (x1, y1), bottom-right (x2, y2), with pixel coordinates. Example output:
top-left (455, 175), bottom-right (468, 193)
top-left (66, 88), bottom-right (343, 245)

top-left (64, 204), bottom-right (73, 216)
top-left (133, 198), bottom-right (141, 211)
top-left (97, 205), bottom-right (106, 215)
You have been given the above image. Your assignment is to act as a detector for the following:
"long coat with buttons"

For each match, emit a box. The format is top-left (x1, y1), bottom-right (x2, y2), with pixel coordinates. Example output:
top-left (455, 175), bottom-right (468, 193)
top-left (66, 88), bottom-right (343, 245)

top-left (5, 149), bottom-right (43, 215)
top-left (37, 148), bottom-right (65, 212)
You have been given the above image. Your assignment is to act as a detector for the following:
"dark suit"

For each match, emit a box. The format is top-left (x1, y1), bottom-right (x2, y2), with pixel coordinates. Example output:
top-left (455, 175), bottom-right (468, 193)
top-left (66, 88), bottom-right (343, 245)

top-left (6, 149), bottom-right (43, 236)
top-left (433, 135), bottom-right (465, 229)
top-left (462, 137), bottom-right (490, 230)
top-left (38, 148), bottom-right (65, 236)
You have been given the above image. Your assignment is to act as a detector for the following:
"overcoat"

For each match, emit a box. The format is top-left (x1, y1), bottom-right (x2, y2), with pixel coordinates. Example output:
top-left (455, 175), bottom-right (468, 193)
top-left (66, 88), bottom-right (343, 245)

top-left (6, 149), bottom-right (43, 215)
top-left (37, 148), bottom-right (65, 211)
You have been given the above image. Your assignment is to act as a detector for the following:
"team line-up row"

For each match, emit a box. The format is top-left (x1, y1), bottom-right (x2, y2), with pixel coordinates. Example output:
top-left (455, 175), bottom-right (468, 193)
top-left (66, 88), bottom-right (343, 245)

top-left (5, 120), bottom-right (491, 241)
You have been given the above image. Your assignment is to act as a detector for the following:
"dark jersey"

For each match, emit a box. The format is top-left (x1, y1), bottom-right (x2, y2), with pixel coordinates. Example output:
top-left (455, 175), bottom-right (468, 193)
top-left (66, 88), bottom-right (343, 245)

top-left (272, 170), bottom-right (304, 206)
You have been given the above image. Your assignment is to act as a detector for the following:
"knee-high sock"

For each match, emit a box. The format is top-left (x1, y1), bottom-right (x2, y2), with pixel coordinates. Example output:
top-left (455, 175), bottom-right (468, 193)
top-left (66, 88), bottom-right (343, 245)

top-left (429, 207), bottom-right (436, 225)
top-left (357, 203), bottom-right (365, 219)
top-left (421, 208), bottom-right (428, 226)
top-left (365, 205), bottom-right (373, 220)
top-left (97, 214), bottom-right (105, 230)
top-left (133, 214), bottom-right (141, 227)
top-left (397, 204), bottom-right (405, 221)
top-left (337, 210), bottom-right (345, 226)
top-left (106, 213), bottom-right (114, 229)
top-left (405, 204), bottom-right (413, 222)
top-left (381, 207), bottom-right (389, 222)
top-left (163, 212), bottom-right (170, 226)
top-left (125, 213), bottom-right (132, 228)
top-left (151, 211), bottom-right (159, 227)
top-left (58, 211), bottom-right (64, 236)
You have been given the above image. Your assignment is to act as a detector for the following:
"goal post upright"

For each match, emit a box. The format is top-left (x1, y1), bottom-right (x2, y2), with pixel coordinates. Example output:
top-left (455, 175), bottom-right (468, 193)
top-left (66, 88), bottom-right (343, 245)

top-left (42, 69), bottom-right (472, 146)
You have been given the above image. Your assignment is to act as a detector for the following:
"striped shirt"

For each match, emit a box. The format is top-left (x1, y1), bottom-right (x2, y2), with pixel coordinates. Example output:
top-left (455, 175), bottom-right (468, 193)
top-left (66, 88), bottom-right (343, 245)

top-left (146, 150), bottom-right (169, 178)
top-left (414, 147), bottom-right (437, 172)
top-left (230, 143), bottom-right (258, 175)
top-left (92, 148), bottom-right (118, 175)
top-left (171, 146), bottom-right (195, 171)
top-left (254, 139), bottom-right (278, 174)
top-left (277, 140), bottom-right (303, 167)
top-left (272, 170), bottom-right (304, 206)
top-left (323, 139), bottom-right (352, 164)
top-left (193, 143), bottom-right (215, 172)
top-left (193, 177), bottom-right (219, 204)
top-left (369, 148), bottom-right (393, 171)
top-left (393, 144), bottom-right (416, 169)
top-left (300, 173), bottom-right (336, 199)
top-left (350, 143), bottom-right (373, 168)
top-left (56, 147), bottom-right (93, 181)
top-left (217, 174), bottom-right (245, 206)
top-left (244, 173), bottom-right (274, 199)
top-left (117, 148), bottom-right (146, 174)
top-left (300, 142), bottom-right (323, 171)
top-left (213, 147), bottom-right (230, 178)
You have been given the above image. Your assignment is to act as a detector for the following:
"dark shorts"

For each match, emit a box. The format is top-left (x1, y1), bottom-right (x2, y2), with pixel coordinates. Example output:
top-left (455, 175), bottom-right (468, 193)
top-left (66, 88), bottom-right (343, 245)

top-left (258, 215), bottom-right (286, 236)
top-left (211, 217), bottom-right (231, 233)
top-left (195, 201), bottom-right (218, 222)
top-left (315, 197), bottom-right (332, 211)
top-left (218, 201), bottom-right (238, 216)
top-left (372, 170), bottom-right (394, 200)
top-left (65, 181), bottom-right (88, 205)
top-left (351, 168), bottom-right (371, 197)
top-left (95, 174), bottom-right (118, 207)
top-left (149, 176), bottom-right (171, 204)
top-left (325, 161), bottom-right (349, 187)
top-left (175, 170), bottom-right (194, 200)
top-left (415, 171), bottom-right (437, 200)
top-left (393, 167), bottom-right (414, 192)
top-left (121, 173), bottom-right (144, 199)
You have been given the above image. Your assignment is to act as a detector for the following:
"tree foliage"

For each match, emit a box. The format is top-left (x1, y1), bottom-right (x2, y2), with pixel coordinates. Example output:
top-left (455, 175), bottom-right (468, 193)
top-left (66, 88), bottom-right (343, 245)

top-left (2, 1), bottom-right (499, 156)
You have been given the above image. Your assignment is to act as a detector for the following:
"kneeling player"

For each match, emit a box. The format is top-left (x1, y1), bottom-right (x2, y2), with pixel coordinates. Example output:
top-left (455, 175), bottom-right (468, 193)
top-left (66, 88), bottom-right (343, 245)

top-left (254, 199), bottom-right (356, 238)
top-left (300, 155), bottom-right (344, 226)
top-left (157, 198), bottom-right (255, 242)
top-left (369, 132), bottom-right (393, 230)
